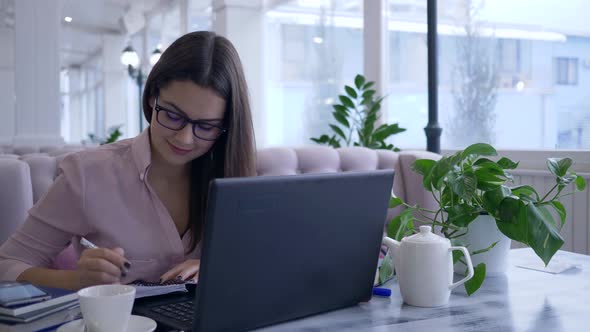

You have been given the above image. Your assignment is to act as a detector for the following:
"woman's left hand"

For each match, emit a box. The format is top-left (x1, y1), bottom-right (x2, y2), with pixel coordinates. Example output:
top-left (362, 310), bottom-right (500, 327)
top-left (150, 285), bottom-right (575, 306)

top-left (160, 259), bottom-right (200, 283)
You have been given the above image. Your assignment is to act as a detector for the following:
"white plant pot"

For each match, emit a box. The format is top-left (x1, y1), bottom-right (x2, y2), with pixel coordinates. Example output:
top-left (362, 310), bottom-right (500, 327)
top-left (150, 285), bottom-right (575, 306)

top-left (454, 214), bottom-right (511, 276)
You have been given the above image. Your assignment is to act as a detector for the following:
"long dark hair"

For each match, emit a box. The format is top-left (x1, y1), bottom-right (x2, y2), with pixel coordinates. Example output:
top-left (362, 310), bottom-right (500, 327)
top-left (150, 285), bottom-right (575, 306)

top-left (142, 31), bottom-right (256, 252)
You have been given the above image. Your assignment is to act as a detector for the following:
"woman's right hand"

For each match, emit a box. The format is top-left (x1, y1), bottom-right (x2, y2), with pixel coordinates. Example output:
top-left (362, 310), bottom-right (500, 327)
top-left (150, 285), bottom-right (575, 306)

top-left (76, 247), bottom-right (130, 289)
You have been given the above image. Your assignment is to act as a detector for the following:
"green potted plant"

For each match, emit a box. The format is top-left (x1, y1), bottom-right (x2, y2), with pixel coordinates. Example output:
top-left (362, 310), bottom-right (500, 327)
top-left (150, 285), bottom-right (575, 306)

top-left (88, 125), bottom-right (124, 145)
top-left (386, 143), bottom-right (586, 295)
top-left (310, 74), bottom-right (406, 151)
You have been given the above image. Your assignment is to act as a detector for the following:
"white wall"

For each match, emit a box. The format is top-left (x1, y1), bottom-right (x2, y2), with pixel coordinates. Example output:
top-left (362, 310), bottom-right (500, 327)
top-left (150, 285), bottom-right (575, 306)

top-left (0, 27), bottom-right (15, 145)
top-left (212, 0), bottom-right (266, 147)
top-left (13, 0), bottom-right (63, 146)
top-left (102, 35), bottom-right (129, 137)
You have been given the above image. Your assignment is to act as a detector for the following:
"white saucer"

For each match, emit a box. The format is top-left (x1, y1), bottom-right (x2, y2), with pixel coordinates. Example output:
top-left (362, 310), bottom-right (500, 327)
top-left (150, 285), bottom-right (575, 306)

top-left (57, 315), bottom-right (157, 332)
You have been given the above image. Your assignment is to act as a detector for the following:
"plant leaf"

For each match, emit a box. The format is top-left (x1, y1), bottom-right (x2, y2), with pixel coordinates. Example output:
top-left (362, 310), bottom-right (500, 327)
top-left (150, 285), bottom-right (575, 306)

top-left (362, 81), bottom-right (374, 90)
top-left (452, 246), bottom-right (464, 264)
top-left (549, 201), bottom-right (567, 227)
top-left (482, 185), bottom-right (512, 216)
top-left (471, 241), bottom-right (499, 255)
top-left (429, 157), bottom-right (454, 191)
top-left (310, 134), bottom-right (330, 144)
top-left (497, 157), bottom-right (519, 169)
top-left (354, 74), bottom-right (365, 89)
top-left (547, 158), bottom-right (573, 177)
top-left (387, 208), bottom-right (415, 241)
top-left (497, 199), bottom-right (564, 266)
top-left (411, 159), bottom-right (437, 177)
top-left (339, 95), bottom-right (355, 108)
top-left (447, 204), bottom-right (479, 227)
top-left (511, 185), bottom-right (540, 201)
top-left (558, 175), bottom-right (576, 186)
top-left (378, 252), bottom-right (394, 285)
top-left (333, 104), bottom-right (349, 116)
top-left (574, 175), bottom-right (587, 191)
top-left (418, 160), bottom-right (438, 193)
top-left (328, 135), bottom-right (341, 148)
top-left (474, 167), bottom-right (506, 191)
top-left (465, 263), bottom-right (486, 296)
top-left (461, 143), bottom-right (497, 160)
top-left (332, 112), bottom-right (350, 128)
top-left (329, 124), bottom-right (346, 140)
top-left (372, 123), bottom-right (405, 142)
top-left (448, 170), bottom-right (477, 201)
top-left (362, 89), bottom-right (376, 100)
top-left (345, 85), bottom-right (357, 99)
top-left (367, 97), bottom-right (383, 114)
top-left (389, 196), bottom-right (403, 208)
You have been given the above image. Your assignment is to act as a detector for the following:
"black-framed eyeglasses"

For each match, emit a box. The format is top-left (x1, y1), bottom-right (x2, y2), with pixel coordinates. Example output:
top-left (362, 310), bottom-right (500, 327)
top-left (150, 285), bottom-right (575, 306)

top-left (154, 96), bottom-right (227, 141)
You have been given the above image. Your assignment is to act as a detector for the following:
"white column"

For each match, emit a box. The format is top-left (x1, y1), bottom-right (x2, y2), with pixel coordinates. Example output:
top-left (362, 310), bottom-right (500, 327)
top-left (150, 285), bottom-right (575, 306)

top-left (67, 69), bottom-right (84, 143)
top-left (13, 0), bottom-right (63, 146)
top-left (102, 35), bottom-right (129, 138)
top-left (180, 0), bottom-right (189, 35)
top-left (363, 0), bottom-right (388, 114)
top-left (212, 0), bottom-right (266, 147)
top-left (0, 26), bottom-right (15, 145)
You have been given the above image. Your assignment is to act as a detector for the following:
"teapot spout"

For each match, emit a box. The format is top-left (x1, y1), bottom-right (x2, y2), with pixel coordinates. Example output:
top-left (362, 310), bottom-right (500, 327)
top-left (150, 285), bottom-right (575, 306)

top-left (382, 236), bottom-right (401, 256)
top-left (382, 236), bottom-right (402, 273)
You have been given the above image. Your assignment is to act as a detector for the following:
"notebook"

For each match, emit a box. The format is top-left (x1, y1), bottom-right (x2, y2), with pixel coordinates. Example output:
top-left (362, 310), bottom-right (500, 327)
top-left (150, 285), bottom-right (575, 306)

top-left (0, 287), bottom-right (77, 317)
top-left (0, 301), bottom-right (79, 324)
top-left (130, 280), bottom-right (191, 299)
top-left (0, 303), bottom-right (80, 331)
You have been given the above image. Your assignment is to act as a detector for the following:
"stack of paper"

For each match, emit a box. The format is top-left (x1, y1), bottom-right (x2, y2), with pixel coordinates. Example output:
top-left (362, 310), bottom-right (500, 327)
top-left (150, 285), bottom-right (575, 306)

top-left (0, 284), bottom-right (79, 332)
top-left (130, 281), bottom-right (189, 299)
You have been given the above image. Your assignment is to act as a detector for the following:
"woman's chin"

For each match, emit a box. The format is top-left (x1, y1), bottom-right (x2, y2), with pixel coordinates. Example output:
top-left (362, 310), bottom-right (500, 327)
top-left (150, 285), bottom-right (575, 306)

top-left (164, 150), bottom-right (207, 165)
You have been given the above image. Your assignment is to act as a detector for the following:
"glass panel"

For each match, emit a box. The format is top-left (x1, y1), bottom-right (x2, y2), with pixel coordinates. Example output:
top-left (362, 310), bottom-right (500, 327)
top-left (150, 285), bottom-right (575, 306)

top-left (265, 0), bottom-right (364, 147)
top-left (386, 0), bottom-right (428, 149)
top-left (162, 3), bottom-right (181, 48)
top-left (188, 0), bottom-right (212, 32)
top-left (438, 0), bottom-right (590, 149)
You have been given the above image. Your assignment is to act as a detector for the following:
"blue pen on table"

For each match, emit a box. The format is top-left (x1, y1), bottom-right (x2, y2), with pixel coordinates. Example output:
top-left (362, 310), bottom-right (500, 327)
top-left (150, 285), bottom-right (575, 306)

top-left (372, 287), bottom-right (391, 297)
top-left (79, 237), bottom-right (131, 274)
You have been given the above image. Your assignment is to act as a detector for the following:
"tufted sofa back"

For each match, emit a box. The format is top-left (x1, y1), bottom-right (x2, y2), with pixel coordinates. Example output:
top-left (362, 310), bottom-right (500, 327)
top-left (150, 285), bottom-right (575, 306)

top-left (0, 146), bottom-right (440, 268)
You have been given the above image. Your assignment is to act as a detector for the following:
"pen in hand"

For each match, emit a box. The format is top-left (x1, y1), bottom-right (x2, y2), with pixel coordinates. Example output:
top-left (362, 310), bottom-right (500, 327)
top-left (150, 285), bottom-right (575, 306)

top-left (79, 237), bottom-right (131, 276)
top-left (79, 237), bottom-right (98, 250)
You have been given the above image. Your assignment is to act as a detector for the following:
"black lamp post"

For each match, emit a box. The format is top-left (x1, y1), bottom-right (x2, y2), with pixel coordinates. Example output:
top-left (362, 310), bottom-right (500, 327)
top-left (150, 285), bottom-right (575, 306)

top-left (425, 0), bottom-right (442, 153)
top-left (120, 45), bottom-right (162, 132)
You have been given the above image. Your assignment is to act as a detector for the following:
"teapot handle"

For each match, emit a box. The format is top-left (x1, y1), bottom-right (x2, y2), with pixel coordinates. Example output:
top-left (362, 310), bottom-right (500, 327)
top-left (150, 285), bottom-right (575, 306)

top-left (448, 246), bottom-right (474, 290)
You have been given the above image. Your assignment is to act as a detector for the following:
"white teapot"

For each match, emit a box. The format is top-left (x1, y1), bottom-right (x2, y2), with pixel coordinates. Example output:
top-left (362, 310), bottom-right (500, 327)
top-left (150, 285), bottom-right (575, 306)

top-left (382, 225), bottom-right (474, 307)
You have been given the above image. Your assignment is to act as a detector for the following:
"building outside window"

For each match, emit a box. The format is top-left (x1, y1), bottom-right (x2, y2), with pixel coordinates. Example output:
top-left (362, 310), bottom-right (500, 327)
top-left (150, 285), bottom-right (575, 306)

top-left (382, 0), bottom-right (590, 150)
top-left (555, 57), bottom-right (578, 86)
top-left (264, 0), bottom-right (363, 147)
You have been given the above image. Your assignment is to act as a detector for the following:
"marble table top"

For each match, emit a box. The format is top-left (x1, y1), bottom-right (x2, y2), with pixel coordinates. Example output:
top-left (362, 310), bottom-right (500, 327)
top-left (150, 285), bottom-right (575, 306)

top-left (255, 248), bottom-right (590, 332)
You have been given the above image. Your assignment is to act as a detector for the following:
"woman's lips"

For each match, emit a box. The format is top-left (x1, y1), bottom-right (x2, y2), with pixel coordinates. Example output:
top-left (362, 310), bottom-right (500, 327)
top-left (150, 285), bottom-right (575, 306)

top-left (167, 141), bottom-right (193, 155)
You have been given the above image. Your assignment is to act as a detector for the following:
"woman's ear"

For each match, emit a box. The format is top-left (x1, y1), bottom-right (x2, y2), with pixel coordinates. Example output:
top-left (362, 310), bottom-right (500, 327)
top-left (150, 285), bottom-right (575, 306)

top-left (149, 96), bottom-right (155, 109)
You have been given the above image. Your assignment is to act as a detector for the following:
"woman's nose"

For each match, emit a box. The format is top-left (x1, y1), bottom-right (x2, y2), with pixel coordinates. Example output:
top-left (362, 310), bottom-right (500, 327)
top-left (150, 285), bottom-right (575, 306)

top-left (175, 124), bottom-right (194, 145)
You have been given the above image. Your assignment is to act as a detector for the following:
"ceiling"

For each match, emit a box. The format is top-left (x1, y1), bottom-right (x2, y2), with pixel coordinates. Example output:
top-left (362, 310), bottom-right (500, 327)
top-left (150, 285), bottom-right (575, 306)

top-left (60, 0), bottom-right (133, 68)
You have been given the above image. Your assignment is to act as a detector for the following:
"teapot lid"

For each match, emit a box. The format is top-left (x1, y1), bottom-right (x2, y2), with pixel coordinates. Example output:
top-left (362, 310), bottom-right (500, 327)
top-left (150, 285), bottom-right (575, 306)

top-left (403, 226), bottom-right (447, 244)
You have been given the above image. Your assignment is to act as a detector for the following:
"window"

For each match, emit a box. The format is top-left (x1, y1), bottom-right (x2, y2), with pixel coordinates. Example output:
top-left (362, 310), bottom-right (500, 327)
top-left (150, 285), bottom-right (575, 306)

top-left (555, 57), bottom-right (578, 85)
top-left (498, 39), bottom-right (521, 73)
top-left (264, 0), bottom-right (363, 147)
top-left (435, 1), bottom-right (589, 149)
top-left (188, 0), bottom-right (212, 32)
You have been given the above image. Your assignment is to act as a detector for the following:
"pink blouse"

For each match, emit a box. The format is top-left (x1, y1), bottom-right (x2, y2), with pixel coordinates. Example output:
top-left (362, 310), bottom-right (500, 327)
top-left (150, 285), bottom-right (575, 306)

top-left (0, 129), bottom-right (200, 283)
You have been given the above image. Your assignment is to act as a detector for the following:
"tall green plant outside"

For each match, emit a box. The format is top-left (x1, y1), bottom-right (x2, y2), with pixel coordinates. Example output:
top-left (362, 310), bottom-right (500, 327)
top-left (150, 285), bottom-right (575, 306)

top-left (388, 143), bottom-right (587, 295)
top-left (310, 74), bottom-right (406, 151)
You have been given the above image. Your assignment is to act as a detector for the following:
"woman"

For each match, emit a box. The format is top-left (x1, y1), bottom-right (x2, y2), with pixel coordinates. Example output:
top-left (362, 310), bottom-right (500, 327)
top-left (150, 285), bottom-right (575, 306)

top-left (0, 31), bottom-right (256, 290)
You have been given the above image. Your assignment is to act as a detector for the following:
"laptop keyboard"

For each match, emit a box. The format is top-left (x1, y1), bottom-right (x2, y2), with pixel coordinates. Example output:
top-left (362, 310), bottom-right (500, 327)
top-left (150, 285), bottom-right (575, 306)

top-left (149, 299), bottom-right (195, 325)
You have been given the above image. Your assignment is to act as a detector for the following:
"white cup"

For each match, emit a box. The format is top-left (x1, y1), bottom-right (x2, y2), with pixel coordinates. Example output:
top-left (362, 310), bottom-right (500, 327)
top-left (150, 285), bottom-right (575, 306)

top-left (77, 285), bottom-right (136, 332)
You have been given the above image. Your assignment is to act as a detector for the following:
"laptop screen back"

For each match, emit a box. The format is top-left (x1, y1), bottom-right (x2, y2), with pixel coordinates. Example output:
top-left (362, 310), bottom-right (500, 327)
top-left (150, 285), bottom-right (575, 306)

top-left (194, 170), bottom-right (394, 332)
